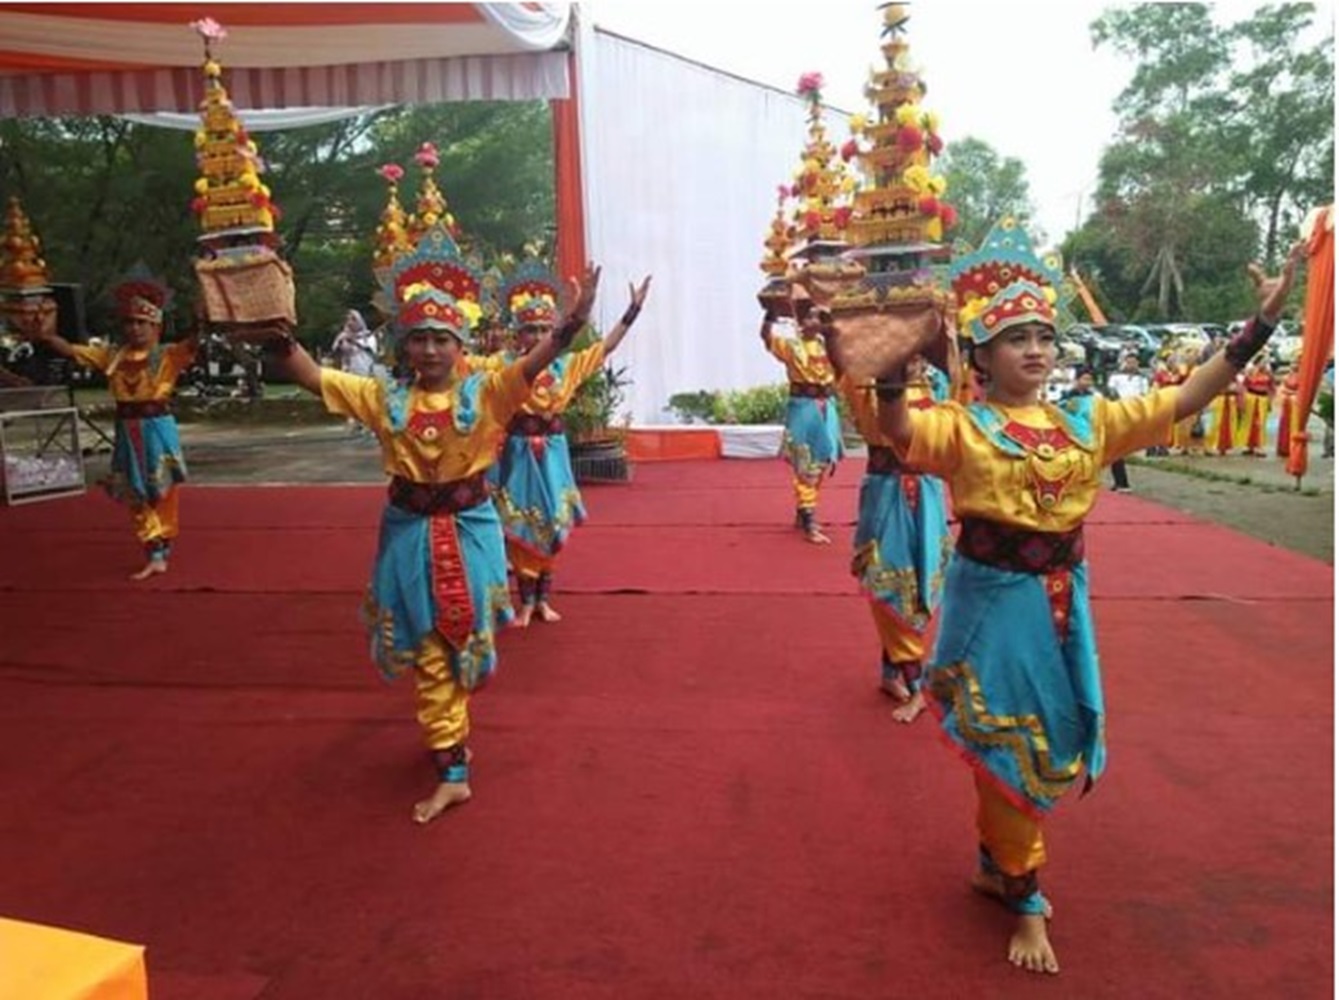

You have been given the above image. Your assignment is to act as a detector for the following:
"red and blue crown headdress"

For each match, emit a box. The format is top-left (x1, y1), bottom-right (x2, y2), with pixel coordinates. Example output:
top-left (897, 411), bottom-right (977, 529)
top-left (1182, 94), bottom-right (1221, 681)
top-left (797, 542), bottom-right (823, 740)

top-left (500, 255), bottom-right (563, 329)
top-left (112, 262), bottom-right (172, 324)
top-left (949, 217), bottom-right (1064, 346)
top-left (386, 223), bottom-right (482, 339)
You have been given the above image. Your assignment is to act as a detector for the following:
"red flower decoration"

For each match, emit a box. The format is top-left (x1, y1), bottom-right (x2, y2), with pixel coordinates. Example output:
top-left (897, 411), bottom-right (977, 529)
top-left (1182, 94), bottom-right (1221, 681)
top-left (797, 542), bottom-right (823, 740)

top-left (190, 197), bottom-right (207, 214)
top-left (190, 17), bottom-right (227, 41)
top-left (776, 183), bottom-right (790, 202)
top-left (790, 183), bottom-right (802, 198)
top-left (796, 71), bottom-right (824, 97)
top-left (833, 206), bottom-right (852, 229)
top-left (939, 204), bottom-right (959, 229)
top-left (927, 133), bottom-right (944, 156)
top-left (803, 210), bottom-right (822, 233)
top-left (918, 196), bottom-right (940, 216)
top-left (414, 142), bottom-right (440, 170)
top-left (896, 126), bottom-right (924, 153)
top-left (379, 163), bottom-right (405, 184)
top-left (840, 139), bottom-right (859, 162)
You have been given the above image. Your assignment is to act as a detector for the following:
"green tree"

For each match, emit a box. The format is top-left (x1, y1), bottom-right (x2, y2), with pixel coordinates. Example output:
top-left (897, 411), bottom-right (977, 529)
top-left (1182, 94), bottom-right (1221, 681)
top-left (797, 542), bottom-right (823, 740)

top-left (0, 99), bottom-right (555, 347)
top-left (1087, 2), bottom-right (1330, 319)
top-left (938, 137), bottom-right (1034, 248)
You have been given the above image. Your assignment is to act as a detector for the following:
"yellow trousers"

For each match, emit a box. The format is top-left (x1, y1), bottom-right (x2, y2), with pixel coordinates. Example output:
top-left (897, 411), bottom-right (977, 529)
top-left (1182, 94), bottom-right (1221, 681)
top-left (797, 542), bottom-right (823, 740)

top-left (793, 476), bottom-right (820, 511)
top-left (975, 771), bottom-right (1046, 876)
top-left (870, 601), bottom-right (925, 664)
top-left (131, 488), bottom-right (180, 554)
top-left (413, 632), bottom-right (470, 752)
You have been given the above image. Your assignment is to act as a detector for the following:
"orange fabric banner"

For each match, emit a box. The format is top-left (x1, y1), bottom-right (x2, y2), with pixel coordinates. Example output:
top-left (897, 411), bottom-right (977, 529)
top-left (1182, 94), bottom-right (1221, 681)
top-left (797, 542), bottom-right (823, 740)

top-left (1285, 206), bottom-right (1334, 481)
top-left (625, 429), bottom-right (723, 462)
top-left (552, 49), bottom-right (587, 289)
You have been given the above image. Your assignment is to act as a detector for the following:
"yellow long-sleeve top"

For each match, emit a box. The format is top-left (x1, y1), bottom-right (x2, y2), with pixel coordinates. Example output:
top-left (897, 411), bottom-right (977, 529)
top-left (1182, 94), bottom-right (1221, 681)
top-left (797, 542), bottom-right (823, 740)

top-left (902, 390), bottom-right (1177, 531)
top-left (764, 331), bottom-right (836, 387)
top-left (320, 362), bottom-right (530, 482)
top-left (519, 341), bottom-right (607, 416)
top-left (69, 341), bottom-right (197, 402)
top-left (843, 374), bottom-right (939, 448)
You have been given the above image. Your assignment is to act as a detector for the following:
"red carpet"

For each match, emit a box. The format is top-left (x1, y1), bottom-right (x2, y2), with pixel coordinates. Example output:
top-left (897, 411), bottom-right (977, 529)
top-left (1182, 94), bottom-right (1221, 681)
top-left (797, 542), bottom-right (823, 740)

top-left (0, 460), bottom-right (1330, 998)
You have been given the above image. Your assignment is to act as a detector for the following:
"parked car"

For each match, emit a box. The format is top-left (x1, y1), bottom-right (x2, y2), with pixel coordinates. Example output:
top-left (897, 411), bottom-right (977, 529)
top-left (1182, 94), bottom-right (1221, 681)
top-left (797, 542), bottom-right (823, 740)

top-left (1065, 322), bottom-right (1124, 373)
top-left (1093, 324), bottom-right (1158, 366)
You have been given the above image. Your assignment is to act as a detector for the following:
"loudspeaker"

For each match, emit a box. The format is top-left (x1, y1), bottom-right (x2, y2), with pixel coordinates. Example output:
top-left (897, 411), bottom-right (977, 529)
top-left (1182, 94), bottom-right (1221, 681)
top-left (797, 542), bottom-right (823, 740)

top-left (47, 283), bottom-right (87, 343)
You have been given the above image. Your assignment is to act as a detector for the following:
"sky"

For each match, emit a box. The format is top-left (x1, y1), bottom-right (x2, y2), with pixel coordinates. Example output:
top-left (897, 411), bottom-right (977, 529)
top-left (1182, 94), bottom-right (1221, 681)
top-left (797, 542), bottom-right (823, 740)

top-left (586, 0), bottom-right (1334, 247)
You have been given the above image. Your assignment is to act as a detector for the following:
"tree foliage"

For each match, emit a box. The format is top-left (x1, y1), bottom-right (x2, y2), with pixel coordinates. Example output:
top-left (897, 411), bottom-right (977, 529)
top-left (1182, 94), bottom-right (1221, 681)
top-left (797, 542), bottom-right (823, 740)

top-left (938, 137), bottom-right (1035, 248)
top-left (0, 100), bottom-right (554, 345)
top-left (1072, 2), bottom-right (1332, 321)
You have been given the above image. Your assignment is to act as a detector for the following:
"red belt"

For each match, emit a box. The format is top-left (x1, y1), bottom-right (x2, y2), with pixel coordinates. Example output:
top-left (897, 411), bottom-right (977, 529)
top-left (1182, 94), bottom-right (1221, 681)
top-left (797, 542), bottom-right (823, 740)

top-left (116, 401), bottom-right (171, 418)
top-left (387, 473), bottom-right (488, 516)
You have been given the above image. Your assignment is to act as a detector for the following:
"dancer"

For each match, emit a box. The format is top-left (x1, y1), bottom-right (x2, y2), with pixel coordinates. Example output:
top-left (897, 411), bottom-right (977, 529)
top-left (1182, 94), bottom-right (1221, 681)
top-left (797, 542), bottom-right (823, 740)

top-left (842, 353), bottom-right (952, 723)
top-left (492, 258), bottom-right (652, 627)
top-left (15, 267), bottom-right (197, 580)
top-left (1275, 361), bottom-right (1301, 458)
top-left (1239, 356), bottom-right (1274, 456)
top-left (843, 218), bottom-right (1302, 975)
top-left (761, 298), bottom-right (844, 543)
top-left (257, 225), bottom-right (603, 823)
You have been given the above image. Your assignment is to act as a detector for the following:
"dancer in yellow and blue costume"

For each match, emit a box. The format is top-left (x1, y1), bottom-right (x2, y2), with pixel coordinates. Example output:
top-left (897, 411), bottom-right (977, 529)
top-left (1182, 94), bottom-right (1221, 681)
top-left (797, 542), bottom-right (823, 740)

top-left (14, 264), bottom-right (197, 580)
top-left (493, 257), bottom-right (651, 627)
top-left (858, 217), bottom-right (1304, 975)
top-left (258, 224), bottom-right (603, 824)
top-left (761, 301), bottom-right (843, 543)
top-left (841, 354), bottom-right (952, 722)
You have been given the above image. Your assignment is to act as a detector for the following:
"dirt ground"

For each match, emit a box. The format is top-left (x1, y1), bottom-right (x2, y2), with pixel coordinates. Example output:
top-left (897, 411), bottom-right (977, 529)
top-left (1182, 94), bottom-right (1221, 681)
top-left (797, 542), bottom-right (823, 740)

top-left (73, 414), bottom-right (1336, 565)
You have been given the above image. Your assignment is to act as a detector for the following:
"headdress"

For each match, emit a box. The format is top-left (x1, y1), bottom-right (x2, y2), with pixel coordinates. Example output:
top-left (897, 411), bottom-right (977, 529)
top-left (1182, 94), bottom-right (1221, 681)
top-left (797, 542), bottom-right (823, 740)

top-left (189, 17), bottom-right (280, 239)
top-left (372, 163), bottom-right (412, 284)
top-left (386, 223), bottom-right (482, 339)
top-left (949, 217), bottom-right (1064, 346)
top-left (112, 263), bottom-right (172, 325)
top-left (500, 250), bottom-right (564, 329)
top-left (406, 142), bottom-right (460, 247)
top-left (0, 195), bottom-right (52, 297)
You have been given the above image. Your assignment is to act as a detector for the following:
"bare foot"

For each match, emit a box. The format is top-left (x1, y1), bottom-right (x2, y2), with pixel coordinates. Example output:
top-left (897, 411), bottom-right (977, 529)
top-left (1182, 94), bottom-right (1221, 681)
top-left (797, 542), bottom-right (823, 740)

top-left (880, 675), bottom-right (911, 702)
top-left (535, 601), bottom-right (562, 623)
top-left (130, 560), bottom-right (167, 581)
top-left (970, 871), bottom-right (1054, 919)
top-left (514, 603), bottom-right (535, 628)
top-left (1008, 914), bottom-right (1059, 975)
top-left (411, 780), bottom-right (472, 824)
top-left (890, 690), bottom-right (925, 723)
top-left (805, 528), bottom-right (831, 545)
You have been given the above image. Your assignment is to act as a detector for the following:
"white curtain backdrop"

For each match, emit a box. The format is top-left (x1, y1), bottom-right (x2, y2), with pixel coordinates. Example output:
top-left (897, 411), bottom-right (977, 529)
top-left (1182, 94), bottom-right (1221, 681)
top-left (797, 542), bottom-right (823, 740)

top-left (578, 28), bottom-right (850, 426)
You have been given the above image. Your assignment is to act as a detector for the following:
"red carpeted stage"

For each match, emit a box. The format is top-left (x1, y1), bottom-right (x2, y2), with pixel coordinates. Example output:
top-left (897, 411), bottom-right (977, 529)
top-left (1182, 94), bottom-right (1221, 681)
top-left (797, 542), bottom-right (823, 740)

top-left (0, 460), bottom-right (1331, 998)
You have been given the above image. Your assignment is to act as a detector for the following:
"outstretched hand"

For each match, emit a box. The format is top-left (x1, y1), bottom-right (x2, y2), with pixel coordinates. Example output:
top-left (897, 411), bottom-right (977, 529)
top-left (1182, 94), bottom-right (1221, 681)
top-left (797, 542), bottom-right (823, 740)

top-left (1248, 240), bottom-right (1306, 324)
top-left (627, 275), bottom-right (652, 311)
top-left (562, 262), bottom-right (602, 332)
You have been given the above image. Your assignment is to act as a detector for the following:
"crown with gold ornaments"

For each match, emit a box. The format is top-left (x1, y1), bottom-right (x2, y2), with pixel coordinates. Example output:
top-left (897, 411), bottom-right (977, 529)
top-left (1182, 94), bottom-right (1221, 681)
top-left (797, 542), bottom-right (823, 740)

top-left (0, 195), bottom-right (52, 298)
top-left (187, 18), bottom-right (296, 333)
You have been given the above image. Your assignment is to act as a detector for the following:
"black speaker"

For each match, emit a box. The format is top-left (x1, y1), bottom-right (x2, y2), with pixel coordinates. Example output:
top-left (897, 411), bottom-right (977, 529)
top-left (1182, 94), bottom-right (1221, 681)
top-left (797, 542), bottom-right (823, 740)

top-left (47, 283), bottom-right (87, 343)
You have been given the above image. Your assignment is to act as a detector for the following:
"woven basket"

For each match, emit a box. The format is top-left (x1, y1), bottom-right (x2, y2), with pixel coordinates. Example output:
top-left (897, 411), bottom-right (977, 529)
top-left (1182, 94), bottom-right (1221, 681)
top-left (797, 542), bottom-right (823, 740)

top-left (194, 256), bottom-right (297, 332)
top-left (825, 303), bottom-right (953, 384)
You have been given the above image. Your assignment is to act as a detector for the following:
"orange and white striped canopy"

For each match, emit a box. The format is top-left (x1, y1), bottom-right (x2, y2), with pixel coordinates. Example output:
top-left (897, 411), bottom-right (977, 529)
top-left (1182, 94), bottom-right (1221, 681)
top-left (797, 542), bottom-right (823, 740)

top-left (0, 2), bottom-right (572, 116)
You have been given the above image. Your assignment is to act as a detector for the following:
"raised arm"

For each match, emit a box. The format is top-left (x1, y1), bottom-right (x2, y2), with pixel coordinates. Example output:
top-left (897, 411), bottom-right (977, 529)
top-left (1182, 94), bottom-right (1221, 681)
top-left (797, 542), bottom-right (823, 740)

top-left (15, 297), bottom-right (78, 358)
top-left (600, 275), bottom-right (651, 357)
top-left (523, 263), bottom-right (601, 381)
top-left (256, 322), bottom-right (325, 396)
top-left (1174, 243), bottom-right (1304, 421)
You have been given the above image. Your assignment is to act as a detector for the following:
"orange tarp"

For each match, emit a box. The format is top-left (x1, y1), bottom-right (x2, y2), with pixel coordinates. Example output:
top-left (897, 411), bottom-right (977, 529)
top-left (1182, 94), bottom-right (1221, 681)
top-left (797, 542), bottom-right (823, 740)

top-left (625, 428), bottom-right (723, 462)
top-left (1285, 206), bottom-right (1334, 481)
top-left (0, 917), bottom-right (146, 1000)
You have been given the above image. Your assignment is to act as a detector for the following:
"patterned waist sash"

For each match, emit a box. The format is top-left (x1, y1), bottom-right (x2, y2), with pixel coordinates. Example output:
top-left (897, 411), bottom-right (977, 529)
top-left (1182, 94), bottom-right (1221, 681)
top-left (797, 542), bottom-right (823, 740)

top-left (116, 401), bottom-right (171, 418)
top-left (508, 413), bottom-right (565, 436)
top-left (789, 382), bottom-right (832, 399)
top-left (865, 445), bottom-right (906, 476)
top-left (956, 517), bottom-right (1085, 575)
top-left (388, 473), bottom-right (488, 517)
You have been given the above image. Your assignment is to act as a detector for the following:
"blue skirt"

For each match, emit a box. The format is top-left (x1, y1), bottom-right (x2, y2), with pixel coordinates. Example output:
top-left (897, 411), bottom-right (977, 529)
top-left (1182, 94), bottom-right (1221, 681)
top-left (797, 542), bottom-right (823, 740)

top-left (363, 499), bottom-right (515, 688)
top-left (493, 433), bottom-right (586, 559)
top-left (852, 472), bottom-right (951, 628)
top-left (926, 553), bottom-right (1104, 816)
top-left (780, 397), bottom-right (843, 479)
top-left (105, 414), bottom-right (187, 504)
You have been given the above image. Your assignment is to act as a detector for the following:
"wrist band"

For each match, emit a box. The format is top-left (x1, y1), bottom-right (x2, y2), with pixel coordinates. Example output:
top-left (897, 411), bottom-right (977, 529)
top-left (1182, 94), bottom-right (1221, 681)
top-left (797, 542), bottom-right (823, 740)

top-left (874, 380), bottom-right (906, 402)
top-left (263, 335), bottom-right (296, 358)
top-left (620, 304), bottom-right (642, 327)
top-left (1223, 315), bottom-right (1275, 370)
